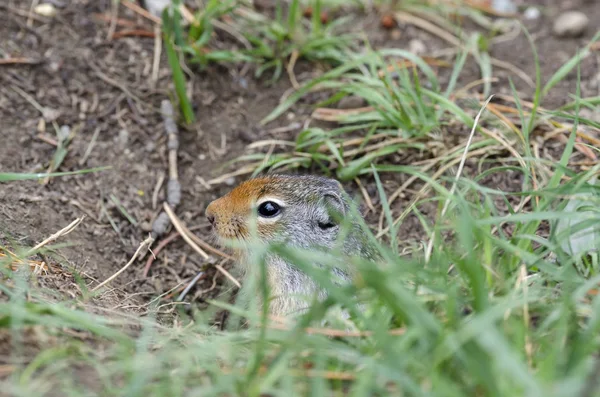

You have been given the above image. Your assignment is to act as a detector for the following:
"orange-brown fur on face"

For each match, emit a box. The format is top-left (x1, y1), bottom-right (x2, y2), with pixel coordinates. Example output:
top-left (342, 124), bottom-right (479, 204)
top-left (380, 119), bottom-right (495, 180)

top-left (205, 177), bottom-right (282, 242)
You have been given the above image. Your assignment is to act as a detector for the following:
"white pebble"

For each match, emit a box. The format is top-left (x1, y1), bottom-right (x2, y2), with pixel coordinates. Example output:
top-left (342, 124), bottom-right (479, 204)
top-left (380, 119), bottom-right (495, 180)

top-left (143, 0), bottom-right (171, 17)
top-left (34, 3), bottom-right (57, 17)
top-left (524, 7), bottom-right (540, 20)
top-left (224, 177), bottom-right (236, 186)
top-left (408, 39), bottom-right (427, 56)
top-left (553, 11), bottom-right (589, 38)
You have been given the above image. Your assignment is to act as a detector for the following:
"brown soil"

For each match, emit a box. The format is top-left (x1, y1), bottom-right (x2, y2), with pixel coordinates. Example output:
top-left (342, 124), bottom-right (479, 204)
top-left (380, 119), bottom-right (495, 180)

top-left (1, 0), bottom-right (598, 320)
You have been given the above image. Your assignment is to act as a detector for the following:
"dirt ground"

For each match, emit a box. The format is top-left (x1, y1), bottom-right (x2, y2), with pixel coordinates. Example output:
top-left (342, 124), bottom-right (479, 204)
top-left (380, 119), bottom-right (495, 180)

top-left (1, 0), bottom-right (599, 318)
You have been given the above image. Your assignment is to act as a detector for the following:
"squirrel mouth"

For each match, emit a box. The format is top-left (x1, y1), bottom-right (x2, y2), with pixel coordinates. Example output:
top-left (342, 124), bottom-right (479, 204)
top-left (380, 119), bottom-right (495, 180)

top-left (212, 225), bottom-right (248, 244)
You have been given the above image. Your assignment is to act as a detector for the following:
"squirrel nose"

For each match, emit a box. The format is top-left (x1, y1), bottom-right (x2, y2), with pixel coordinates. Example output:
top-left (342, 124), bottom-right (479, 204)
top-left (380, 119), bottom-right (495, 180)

top-left (205, 202), bottom-right (216, 227)
top-left (207, 214), bottom-right (215, 226)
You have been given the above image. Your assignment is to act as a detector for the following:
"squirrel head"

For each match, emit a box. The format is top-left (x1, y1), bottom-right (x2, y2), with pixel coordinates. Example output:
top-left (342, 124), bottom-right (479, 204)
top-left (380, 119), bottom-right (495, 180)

top-left (205, 174), bottom-right (352, 251)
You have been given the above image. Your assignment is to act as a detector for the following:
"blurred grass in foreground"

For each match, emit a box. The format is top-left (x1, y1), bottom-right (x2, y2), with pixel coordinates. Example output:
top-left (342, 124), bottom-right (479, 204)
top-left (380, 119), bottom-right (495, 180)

top-left (3, 0), bottom-right (600, 396)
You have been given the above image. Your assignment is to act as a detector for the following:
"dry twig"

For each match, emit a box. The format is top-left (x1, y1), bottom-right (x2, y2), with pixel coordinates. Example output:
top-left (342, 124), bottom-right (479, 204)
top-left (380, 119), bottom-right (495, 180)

top-left (163, 203), bottom-right (240, 288)
top-left (92, 235), bottom-right (155, 292)
top-left (28, 217), bottom-right (85, 255)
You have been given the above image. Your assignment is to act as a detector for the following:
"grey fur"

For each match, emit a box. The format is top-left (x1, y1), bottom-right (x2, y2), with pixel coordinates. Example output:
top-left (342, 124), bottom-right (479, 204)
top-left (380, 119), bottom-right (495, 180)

top-left (228, 174), bottom-right (380, 317)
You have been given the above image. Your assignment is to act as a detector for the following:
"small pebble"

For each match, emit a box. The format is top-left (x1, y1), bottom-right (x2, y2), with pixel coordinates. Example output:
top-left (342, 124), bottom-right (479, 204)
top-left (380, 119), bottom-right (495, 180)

top-left (224, 177), bottom-right (236, 186)
top-left (48, 61), bottom-right (61, 72)
top-left (143, 0), bottom-right (171, 17)
top-left (491, 0), bottom-right (516, 14)
top-left (58, 125), bottom-right (70, 141)
top-left (37, 118), bottom-right (45, 134)
top-left (79, 100), bottom-right (89, 113)
top-left (34, 3), bottom-right (57, 17)
top-left (237, 77), bottom-right (248, 90)
top-left (337, 95), bottom-right (366, 109)
top-left (390, 29), bottom-right (402, 41)
top-left (553, 11), bottom-right (589, 38)
top-left (140, 221), bottom-right (153, 232)
top-left (117, 129), bottom-right (129, 149)
top-left (523, 7), bottom-right (540, 20)
top-left (408, 39), bottom-right (427, 56)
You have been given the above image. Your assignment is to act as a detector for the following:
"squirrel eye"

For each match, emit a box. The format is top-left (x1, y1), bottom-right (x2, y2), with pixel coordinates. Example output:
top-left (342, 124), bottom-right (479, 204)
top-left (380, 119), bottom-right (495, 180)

top-left (318, 221), bottom-right (336, 230)
top-left (257, 201), bottom-right (281, 218)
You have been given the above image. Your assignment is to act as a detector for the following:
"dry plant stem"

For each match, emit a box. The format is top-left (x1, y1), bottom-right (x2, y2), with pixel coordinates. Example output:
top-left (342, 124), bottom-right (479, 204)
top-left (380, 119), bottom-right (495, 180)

top-left (207, 163), bottom-right (260, 185)
top-left (518, 264), bottom-right (533, 368)
top-left (556, 134), bottom-right (598, 161)
top-left (484, 103), bottom-right (523, 140)
top-left (121, 0), bottom-right (161, 24)
top-left (424, 95), bottom-right (494, 263)
top-left (163, 203), bottom-right (241, 288)
top-left (26, 217), bottom-right (85, 255)
top-left (0, 58), bottom-right (40, 65)
top-left (287, 50), bottom-right (300, 89)
top-left (92, 13), bottom-right (138, 28)
top-left (79, 126), bottom-right (101, 165)
top-left (266, 122), bottom-right (302, 136)
top-left (187, 233), bottom-right (233, 261)
top-left (247, 140), bottom-right (295, 149)
top-left (343, 136), bottom-right (413, 158)
top-left (151, 23), bottom-right (162, 87)
top-left (143, 224), bottom-right (232, 276)
top-left (152, 172), bottom-right (165, 210)
top-left (36, 134), bottom-right (58, 147)
top-left (354, 177), bottom-right (375, 212)
top-left (26, 0), bottom-right (39, 27)
top-left (92, 235), bottom-right (155, 292)
top-left (453, 77), bottom-right (500, 98)
top-left (142, 229), bottom-right (181, 277)
top-left (312, 106), bottom-right (375, 122)
top-left (121, 0), bottom-right (193, 25)
top-left (106, 0), bottom-right (118, 40)
top-left (11, 85), bottom-right (53, 119)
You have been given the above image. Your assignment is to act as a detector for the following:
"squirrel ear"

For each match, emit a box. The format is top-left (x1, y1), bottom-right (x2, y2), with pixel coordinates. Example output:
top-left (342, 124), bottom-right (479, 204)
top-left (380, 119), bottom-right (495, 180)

top-left (321, 192), bottom-right (346, 224)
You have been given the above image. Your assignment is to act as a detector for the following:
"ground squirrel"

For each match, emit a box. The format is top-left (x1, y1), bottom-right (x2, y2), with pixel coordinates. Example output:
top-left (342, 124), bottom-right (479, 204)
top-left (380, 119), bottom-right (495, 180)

top-left (205, 174), bottom-right (379, 317)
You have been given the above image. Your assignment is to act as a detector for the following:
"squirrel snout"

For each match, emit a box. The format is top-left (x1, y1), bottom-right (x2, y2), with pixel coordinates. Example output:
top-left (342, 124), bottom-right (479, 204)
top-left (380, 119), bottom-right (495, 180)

top-left (205, 202), bottom-right (217, 227)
